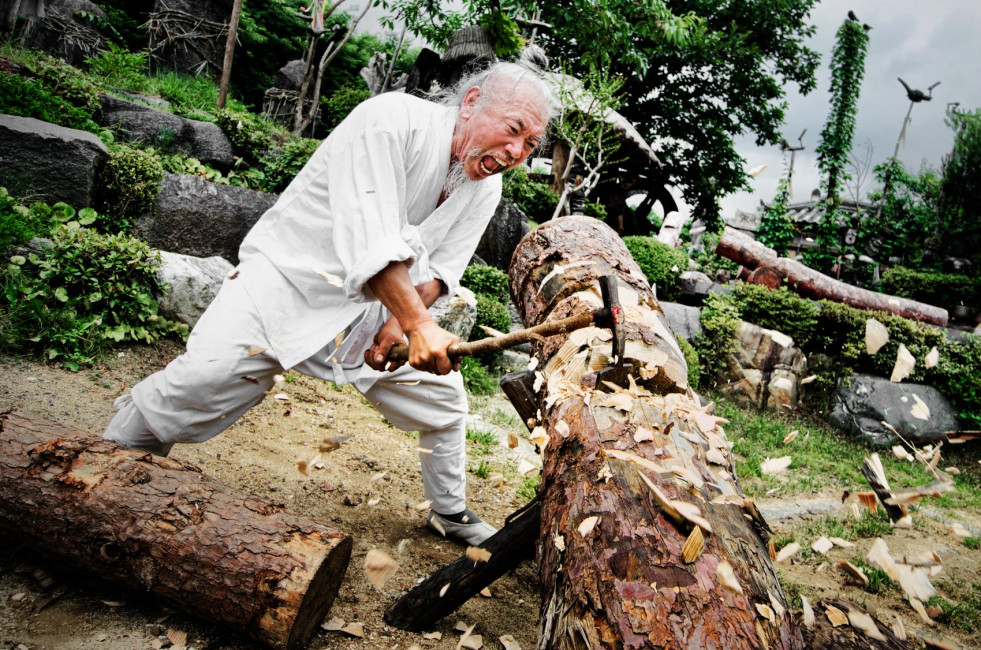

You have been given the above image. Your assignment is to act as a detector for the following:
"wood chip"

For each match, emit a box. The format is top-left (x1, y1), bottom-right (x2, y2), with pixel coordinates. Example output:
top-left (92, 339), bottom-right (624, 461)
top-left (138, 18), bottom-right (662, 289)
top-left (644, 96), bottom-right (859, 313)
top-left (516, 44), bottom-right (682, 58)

top-left (951, 522), bottom-right (972, 538)
top-left (838, 560), bottom-right (869, 587)
top-left (897, 564), bottom-right (936, 601)
top-left (717, 560), bottom-right (743, 594)
top-left (488, 472), bottom-right (507, 489)
top-left (760, 456), bottom-right (792, 475)
top-left (517, 458), bottom-right (538, 476)
top-left (681, 526), bottom-right (704, 564)
top-left (893, 445), bottom-right (914, 461)
top-left (924, 346), bottom-right (939, 369)
top-left (247, 344), bottom-right (265, 357)
top-left (811, 536), bottom-right (834, 555)
top-left (829, 537), bottom-right (855, 548)
top-left (755, 603), bottom-right (775, 624)
top-left (418, 446), bottom-right (434, 455)
top-left (775, 542), bottom-right (800, 563)
top-left (555, 420), bottom-right (570, 438)
top-left (459, 634), bottom-right (483, 650)
top-left (848, 610), bottom-right (886, 641)
top-left (909, 596), bottom-right (935, 625)
top-left (923, 636), bottom-right (957, 650)
top-left (479, 587), bottom-right (492, 598)
top-left (910, 393), bottom-right (930, 420)
top-left (363, 549), bottom-right (399, 588)
top-left (370, 471), bottom-right (387, 482)
top-left (415, 499), bottom-right (432, 512)
top-left (825, 605), bottom-right (848, 627)
top-left (867, 538), bottom-right (900, 581)
top-left (454, 621), bottom-right (470, 633)
top-left (507, 431), bottom-right (519, 449)
top-left (166, 630), bottom-right (187, 647)
top-left (782, 430), bottom-right (799, 444)
top-left (554, 534), bottom-right (565, 551)
top-left (314, 268), bottom-right (344, 286)
top-left (339, 622), bottom-right (364, 638)
top-left (577, 516), bottom-right (600, 537)
top-left (499, 634), bottom-right (522, 650)
top-left (465, 546), bottom-right (492, 563)
top-left (891, 343), bottom-right (915, 382)
top-left (891, 615), bottom-right (906, 640)
top-left (866, 318), bottom-right (889, 354)
top-left (440, 583), bottom-right (450, 597)
top-left (322, 616), bottom-right (345, 631)
top-left (858, 492), bottom-right (879, 512)
top-left (801, 596), bottom-right (814, 627)
top-left (296, 460), bottom-right (309, 476)
top-left (633, 425), bottom-right (655, 442)
top-left (423, 631), bottom-right (442, 640)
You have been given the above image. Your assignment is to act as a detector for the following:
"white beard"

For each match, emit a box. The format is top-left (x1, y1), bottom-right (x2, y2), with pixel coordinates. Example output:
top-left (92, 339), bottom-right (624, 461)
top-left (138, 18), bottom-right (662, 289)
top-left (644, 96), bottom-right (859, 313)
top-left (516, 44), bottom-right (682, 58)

top-left (442, 158), bottom-right (473, 197)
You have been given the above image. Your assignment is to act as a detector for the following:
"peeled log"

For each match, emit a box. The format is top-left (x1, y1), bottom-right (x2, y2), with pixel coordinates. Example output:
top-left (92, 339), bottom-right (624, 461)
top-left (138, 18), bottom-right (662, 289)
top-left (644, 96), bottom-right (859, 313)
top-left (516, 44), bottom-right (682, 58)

top-left (0, 411), bottom-right (352, 650)
top-left (715, 226), bottom-right (948, 327)
top-left (509, 217), bottom-right (803, 649)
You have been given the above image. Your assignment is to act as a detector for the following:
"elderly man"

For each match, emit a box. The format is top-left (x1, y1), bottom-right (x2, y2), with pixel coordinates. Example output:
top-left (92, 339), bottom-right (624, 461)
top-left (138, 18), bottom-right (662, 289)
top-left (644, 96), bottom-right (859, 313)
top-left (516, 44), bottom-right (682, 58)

top-left (103, 62), bottom-right (553, 547)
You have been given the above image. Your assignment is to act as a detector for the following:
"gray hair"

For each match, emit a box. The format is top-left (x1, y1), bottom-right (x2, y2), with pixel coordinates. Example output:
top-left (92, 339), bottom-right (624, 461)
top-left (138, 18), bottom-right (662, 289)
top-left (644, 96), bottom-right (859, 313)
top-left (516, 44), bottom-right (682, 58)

top-left (442, 60), bottom-right (558, 123)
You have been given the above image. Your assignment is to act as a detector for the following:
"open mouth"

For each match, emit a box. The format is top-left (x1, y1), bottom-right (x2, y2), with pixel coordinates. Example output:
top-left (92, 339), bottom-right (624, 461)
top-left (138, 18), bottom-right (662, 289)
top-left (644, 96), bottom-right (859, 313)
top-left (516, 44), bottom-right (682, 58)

top-left (478, 155), bottom-right (509, 176)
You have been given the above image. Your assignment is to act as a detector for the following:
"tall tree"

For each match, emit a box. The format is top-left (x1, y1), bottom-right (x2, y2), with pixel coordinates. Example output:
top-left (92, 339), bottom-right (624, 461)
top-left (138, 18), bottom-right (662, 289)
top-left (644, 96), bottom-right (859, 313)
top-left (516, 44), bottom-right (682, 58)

top-left (936, 106), bottom-right (981, 267)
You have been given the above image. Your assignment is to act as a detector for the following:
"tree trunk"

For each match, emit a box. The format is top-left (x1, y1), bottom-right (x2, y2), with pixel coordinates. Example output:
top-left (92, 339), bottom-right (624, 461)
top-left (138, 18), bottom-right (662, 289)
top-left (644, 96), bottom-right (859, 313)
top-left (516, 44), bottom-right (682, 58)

top-left (509, 217), bottom-right (803, 649)
top-left (716, 226), bottom-right (948, 327)
top-left (0, 411), bottom-right (352, 650)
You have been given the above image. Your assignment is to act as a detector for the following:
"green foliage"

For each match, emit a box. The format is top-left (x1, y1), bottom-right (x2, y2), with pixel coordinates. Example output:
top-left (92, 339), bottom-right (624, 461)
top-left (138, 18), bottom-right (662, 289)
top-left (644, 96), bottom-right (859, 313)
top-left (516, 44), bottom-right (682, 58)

top-left (516, 473), bottom-right (540, 502)
top-left (502, 166), bottom-right (560, 223)
top-left (731, 283), bottom-right (820, 348)
top-left (880, 267), bottom-right (981, 312)
top-left (323, 85), bottom-right (372, 132)
top-left (622, 235), bottom-right (687, 302)
top-left (929, 580), bottom-right (981, 632)
top-left (0, 188), bottom-right (46, 254)
top-left (232, 0), bottom-right (313, 107)
top-left (757, 178), bottom-right (796, 255)
top-left (261, 138), bottom-right (321, 193)
top-left (0, 73), bottom-right (99, 132)
top-left (1, 212), bottom-right (185, 370)
top-left (582, 199), bottom-right (607, 221)
top-left (693, 292), bottom-right (740, 387)
top-left (98, 145), bottom-right (163, 227)
top-left (851, 557), bottom-right (896, 595)
top-left (471, 292), bottom-right (511, 364)
top-left (689, 229), bottom-right (738, 277)
top-left (461, 265), bottom-right (509, 304)
top-left (215, 109), bottom-right (279, 165)
top-left (85, 43), bottom-right (149, 92)
top-left (863, 159), bottom-right (941, 267)
top-left (937, 106), bottom-right (981, 267)
top-left (87, 0), bottom-right (150, 51)
top-left (460, 356), bottom-right (497, 396)
top-left (676, 334), bottom-right (700, 389)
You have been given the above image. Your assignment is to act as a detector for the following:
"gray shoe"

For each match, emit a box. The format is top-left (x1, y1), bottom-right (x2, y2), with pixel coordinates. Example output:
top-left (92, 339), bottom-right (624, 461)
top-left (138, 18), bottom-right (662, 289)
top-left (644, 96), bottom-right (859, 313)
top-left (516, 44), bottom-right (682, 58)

top-left (427, 508), bottom-right (497, 546)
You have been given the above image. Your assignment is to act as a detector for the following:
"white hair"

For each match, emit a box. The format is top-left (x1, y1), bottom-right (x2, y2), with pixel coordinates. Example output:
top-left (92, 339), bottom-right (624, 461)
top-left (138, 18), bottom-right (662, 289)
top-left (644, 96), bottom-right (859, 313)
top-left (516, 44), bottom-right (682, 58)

top-left (442, 61), bottom-right (558, 122)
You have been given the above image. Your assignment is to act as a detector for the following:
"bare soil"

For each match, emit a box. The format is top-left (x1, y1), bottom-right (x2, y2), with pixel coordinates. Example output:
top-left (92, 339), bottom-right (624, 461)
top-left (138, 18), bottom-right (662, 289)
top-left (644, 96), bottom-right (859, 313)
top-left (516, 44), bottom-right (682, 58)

top-left (1, 341), bottom-right (979, 650)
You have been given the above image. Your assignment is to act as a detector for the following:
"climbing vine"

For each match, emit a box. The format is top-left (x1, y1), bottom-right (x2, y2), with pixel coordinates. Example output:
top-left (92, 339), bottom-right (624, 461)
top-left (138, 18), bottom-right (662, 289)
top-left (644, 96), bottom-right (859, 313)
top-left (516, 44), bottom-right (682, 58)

top-left (756, 177), bottom-right (795, 255)
top-left (809, 17), bottom-right (869, 271)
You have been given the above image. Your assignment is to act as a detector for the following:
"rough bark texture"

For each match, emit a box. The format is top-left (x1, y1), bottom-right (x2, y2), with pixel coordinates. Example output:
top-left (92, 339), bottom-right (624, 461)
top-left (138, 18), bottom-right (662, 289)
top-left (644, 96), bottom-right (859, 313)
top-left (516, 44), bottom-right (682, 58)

top-left (509, 217), bottom-right (803, 649)
top-left (0, 411), bottom-right (352, 650)
top-left (716, 227), bottom-right (948, 327)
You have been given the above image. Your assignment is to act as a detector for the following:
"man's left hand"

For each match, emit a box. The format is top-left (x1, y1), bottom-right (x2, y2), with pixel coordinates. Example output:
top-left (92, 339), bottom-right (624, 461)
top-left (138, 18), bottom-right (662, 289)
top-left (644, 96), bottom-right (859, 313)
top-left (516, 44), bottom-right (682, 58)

top-left (365, 317), bottom-right (408, 372)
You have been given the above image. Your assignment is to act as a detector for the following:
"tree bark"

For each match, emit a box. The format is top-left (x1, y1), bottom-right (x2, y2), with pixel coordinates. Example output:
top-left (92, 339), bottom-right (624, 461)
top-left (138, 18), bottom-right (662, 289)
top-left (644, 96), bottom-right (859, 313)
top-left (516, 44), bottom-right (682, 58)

top-left (0, 411), bottom-right (352, 650)
top-left (509, 217), bottom-right (803, 649)
top-left (716, 226), bottom-right (948, 327)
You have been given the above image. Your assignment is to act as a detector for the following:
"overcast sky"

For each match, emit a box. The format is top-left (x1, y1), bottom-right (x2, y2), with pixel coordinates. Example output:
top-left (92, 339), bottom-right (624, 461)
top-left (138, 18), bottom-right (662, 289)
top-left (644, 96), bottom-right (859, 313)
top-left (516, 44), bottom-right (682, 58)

top-left (722, 0), bottom-right (981, 218)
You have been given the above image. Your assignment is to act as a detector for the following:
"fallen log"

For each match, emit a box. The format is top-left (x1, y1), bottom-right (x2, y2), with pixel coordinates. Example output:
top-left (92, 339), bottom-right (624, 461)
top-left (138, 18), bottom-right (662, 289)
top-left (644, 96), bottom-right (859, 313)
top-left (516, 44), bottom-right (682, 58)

top-left (0, 410), bottom-right (352, 650)
top-left (509, 217), bottom-right (803, 648)
top-left (715, 226), bottom-right (948, 327)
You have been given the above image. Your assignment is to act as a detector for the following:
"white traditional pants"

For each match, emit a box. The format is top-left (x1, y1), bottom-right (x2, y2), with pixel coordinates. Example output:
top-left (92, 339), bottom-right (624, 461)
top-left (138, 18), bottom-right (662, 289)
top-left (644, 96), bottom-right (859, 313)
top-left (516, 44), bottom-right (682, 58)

top-left (104, 275), bottom-right (470, 515)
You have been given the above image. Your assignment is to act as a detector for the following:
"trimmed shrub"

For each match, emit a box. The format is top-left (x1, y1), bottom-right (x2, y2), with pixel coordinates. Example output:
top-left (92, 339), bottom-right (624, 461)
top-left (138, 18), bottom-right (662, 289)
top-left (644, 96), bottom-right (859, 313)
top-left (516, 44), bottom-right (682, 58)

top-left (880, 266), bottom-right (981, 312)
top-left (622, 235), bottom-right (688, 302)
top-left (460, 356), bottom-right (497, 395)
top-left (731, 283), bottom-right (820, 349)
top-left (461, 264), bottom-right (509, 304)
top-left (98, 145), bottom-right (163, 228)
top-left (676, 334), bottom-right (700, 389)
top-left (216, 109), bottom-right (280, 165)
top-left (693, 292), bottom-right (741, 387)
top-left (261, 138), bottom-right (320, 193)
top-left (502, 165), bottom-right (559, 223)
top-left (469, 291), bottom-right (511, 365)
top-left (323, 85), bottom-right (371, 132)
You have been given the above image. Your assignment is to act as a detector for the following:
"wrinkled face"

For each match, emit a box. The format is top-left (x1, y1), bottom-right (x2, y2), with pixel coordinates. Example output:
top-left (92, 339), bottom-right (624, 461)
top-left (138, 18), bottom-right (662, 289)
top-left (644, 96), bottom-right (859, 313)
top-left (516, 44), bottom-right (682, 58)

top-left (451, 78), bottom-right (548, 181)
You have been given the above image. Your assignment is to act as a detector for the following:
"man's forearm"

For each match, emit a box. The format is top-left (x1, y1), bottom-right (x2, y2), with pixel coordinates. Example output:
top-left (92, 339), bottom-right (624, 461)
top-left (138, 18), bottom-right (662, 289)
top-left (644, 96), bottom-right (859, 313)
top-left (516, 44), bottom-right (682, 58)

top-left (415, 278), bottom-right (446, 310)
top-left (366, 262), bottom-right (433, 335)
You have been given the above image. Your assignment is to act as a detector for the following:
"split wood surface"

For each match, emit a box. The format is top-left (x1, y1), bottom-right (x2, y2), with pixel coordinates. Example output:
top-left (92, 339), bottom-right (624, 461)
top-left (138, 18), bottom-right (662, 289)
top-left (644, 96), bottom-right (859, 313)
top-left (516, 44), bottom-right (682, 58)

top-left (509, 217), bottom-right (803, 649)
top-left (0, 411), bottom-right (352, 650)
top-left (716, 226), bottom-right (948, 327)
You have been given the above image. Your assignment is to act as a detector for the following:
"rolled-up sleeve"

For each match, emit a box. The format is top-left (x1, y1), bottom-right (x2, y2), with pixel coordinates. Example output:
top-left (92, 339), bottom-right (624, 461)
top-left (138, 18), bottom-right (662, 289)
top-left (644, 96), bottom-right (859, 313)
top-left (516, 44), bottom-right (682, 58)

top-left (428, 181), bottom-right (503, 297)
top-left (327, 109), bottom-right (423, 302)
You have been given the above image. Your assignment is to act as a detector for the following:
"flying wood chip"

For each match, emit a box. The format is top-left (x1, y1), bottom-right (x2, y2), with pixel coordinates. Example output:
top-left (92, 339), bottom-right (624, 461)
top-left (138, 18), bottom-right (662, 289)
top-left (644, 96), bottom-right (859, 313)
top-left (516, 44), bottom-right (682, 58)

top-left (825, 605), bottom-right (848, 627)
top-left (247, 344), bottom-right (266, 357)
top-left (848, 610), bottom-right (886, 641)
top-left (363, 549), bottom-right (399, 588)
top-left (465, 546), bottom-right (492, 563)
top-left (716, 560), bottom-right (743, 594)
top-left (910, 393), bottom-right (930, 420)
top-left (890, 343), bottom-right (915, 382)
top-left (865, 318), bottom-right (889, 354)
top-left (838, 560), bottom-right (869, 587)
top-left (775, 542), bottom-right (800, 563)
top-left (782, 430), bottom-right (799, 444)
top-left (924, 346), bottom-right (940, 368)
top-left (760, 456), bottom-right (792, 475)
top-left (755, 603), bottom-right (775, 624)
top-left (508, 431), bottom-right (519, 449)
top-left (313, 268), bottom-right (344, 287)
top-left (681, 526), bottom-right (704, 564)
top-left (909, 597), bottom-right (935, 626)
top-left (811, 536), bottom-right (834, 555)
top-left (801, 596), bottom-right (815, 627)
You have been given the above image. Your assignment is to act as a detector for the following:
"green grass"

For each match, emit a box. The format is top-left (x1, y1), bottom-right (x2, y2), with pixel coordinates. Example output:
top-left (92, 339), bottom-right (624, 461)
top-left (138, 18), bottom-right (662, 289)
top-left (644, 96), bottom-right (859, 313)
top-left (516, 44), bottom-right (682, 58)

top-left (470, 460), bottom-right (491, 478)
top-left (780, 509), bottom-right (895, 561)
top-left (516, 474), bottom-right (540, 502)
top-left (850, 557), bottom-right (897, 595)
top-left (489, 408), bottom-right (521, 430)
top-left (930, 579), bottom-right (981, 632)
top-left (965, 537), bottom-right (981, 550)
top-left (465, 426), bottom-right (498, 456)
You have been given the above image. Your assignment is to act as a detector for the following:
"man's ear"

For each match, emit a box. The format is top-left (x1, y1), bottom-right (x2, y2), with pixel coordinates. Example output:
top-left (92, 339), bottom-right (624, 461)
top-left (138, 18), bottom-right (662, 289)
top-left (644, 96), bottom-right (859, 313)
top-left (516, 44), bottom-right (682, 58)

top-left (459, 86), bottom-right (482, 119)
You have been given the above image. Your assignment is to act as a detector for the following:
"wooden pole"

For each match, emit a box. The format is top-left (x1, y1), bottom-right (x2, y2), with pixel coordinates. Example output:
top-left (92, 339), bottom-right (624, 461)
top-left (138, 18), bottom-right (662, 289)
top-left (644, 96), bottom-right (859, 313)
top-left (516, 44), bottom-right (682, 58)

top-left (0, 411), bottom-right (352, 650)
top-left (509, 217), bottom-right (803, 649)
top-left (217, 0), bottom-right (243, 110)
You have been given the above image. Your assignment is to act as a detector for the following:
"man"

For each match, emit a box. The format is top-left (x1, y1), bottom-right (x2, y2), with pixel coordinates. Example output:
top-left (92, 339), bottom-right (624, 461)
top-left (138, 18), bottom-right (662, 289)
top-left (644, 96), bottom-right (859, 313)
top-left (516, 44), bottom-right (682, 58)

top-left (103, 61), bottom-right (553, 547)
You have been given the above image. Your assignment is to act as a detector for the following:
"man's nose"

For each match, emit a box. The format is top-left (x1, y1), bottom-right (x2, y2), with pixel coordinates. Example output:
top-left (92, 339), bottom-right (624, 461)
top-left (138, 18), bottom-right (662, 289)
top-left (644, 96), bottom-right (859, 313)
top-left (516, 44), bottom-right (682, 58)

top-left (504, 138), bottom-right (523, 161)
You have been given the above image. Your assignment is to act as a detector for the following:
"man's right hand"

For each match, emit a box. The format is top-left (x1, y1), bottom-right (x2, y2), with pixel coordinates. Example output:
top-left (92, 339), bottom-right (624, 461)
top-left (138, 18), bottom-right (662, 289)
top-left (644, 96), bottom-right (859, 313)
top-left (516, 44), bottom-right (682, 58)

top-left (405, 319), bottom-right (460, 375)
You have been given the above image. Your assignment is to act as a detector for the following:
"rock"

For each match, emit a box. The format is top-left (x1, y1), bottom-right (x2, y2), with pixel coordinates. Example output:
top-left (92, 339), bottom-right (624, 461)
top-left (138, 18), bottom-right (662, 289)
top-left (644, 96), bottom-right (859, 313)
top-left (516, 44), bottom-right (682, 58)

top-left (719, 321), bottom-right (808, 411)
top-left (724, 208), bottom-right (762, 233)
top-left (275, 60), bottom-right (307, 91)
top-left (0, 114), bottom-right (108, 208)
top-left (133, 173), bottom-right (278, 264)
top-left (678, 270), bottom-right (732, 305)
top-left (98, 95), bottom-right (234, 167)
top-left (429, 286), bottom-right (477, 341)
top-left (498, 349), bottom-right (531, 374)
top-left (829, 374), bottom-right (962, 446)
top-left (474, 199), bottom-right (529, 270)
top-left (659, 301), bottom-right (701, 341)
top-left (155, 251), bottom-right (234, 327)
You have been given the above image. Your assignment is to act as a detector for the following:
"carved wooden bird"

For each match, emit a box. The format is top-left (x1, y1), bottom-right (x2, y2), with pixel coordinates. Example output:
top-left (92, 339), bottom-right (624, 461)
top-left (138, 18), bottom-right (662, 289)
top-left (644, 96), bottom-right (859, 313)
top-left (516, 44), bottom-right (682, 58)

top-left (898, 78), bottom-right (941, 103)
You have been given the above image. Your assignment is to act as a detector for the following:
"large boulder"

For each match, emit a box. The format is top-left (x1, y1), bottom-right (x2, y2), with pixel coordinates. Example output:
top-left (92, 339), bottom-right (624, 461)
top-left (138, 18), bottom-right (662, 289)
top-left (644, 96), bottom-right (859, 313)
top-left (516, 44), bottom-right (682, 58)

top-left (659, 301), bottom-right (701, 341)
top-left (719, 321), bottom-right (808, 411)
top-left (274, 60), bottom-right (307, 91)
top-left (429, 285), bottom-right (478, 341)
top-left (474, 198), bottom-right (529, 270)
top-left (155, 251), bottom-right (234, 327)
top-left (0, 114), bottom-right (108, 208)
top-left (133, 173), bottom-right (278, 264)
top-left (829, 374), bottom-right (962, 446)
top-left (98, 95), bottom-right (234, 167)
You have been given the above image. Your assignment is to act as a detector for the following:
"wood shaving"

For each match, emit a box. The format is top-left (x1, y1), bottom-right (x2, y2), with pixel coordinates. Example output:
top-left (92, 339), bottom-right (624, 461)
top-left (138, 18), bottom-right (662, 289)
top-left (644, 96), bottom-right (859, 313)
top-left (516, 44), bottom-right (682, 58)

top-left (891, 615), bottom-right (906, 640)
top-left (459, 634), bottom-right (483, 650)
top-left (454, 621), bottom-right (470, 633)
top-left (893, 445), bottom-right (914, 461)
top-left (439, 583), bottom-right (450, 597)
top-left (417, 447), bottom-right (434, 455)
top-left (499, 634), bottom-right (522, 650)
top-left (768, 589), bottom-right (785, 619)
top-left (367, 498), bottom-right (380, 506)
top-left (508, 431), bottom-right (519, 449)
top-left (775, 542), bottom-right (800, 563)
top-left (479, 587), bottom-right (492, 598)
top-left (577, 516), bottom-right (600, 537)
top-left (867, 538), bottom-right (900, 581)
top-left (321, 616), bottom-right (345, 631)
top-left (910, 393), bottom-right (930, 420)
top-left (518, 458), bottom-right (539, 476)
top-left (865, 318), bottom-right (889, 354)
top-left (909, 596), bottom-right (935, 625)
top-left (801, 596), bottom-right (814, 627)
top-left (858, 492), bottom-right (879, 512)
top-left (339, 622), bottom-right (364, 638)
top-left (370, 471), bottom-right (387, 482)
top-left (555, 420), bottom-right (570, 438)
top-left (848, 610), bottom-right (886, 641)
top-left (247, 344), bottom-right (265, 357)
top-left (415, 499), bottom-right (432, 512)
top-left (829, 537), bottom-right (855, 548)
top-left (465, 546), bottom-right (492, 563)
top-left (430, 517), bottom-right (446, 537)
top-left (782, 430), bottom-right (799, 444)
top-left (681, 526), bottom-right (704, 564)
top-left (897, 564), bottom-right (936, 601)
top-left (924, 346), bottom-right (939, 368)
top-left (838, 560), bottom-right (869, 587)
top-left (755, 603), bottom-right (775, 624)
top-left (166, 630), bottom-right (187, 647)
top-left (423, 632), bottom-right (442, 640)
top-left (313, 268), bottom-right (344, 286)
top-left (811, 536), bottom-right (834, 555)
top-left (825, 605), bottom-right (848, 627)
top-left (891, 343), bottom-right (915, 382)
top-left (950, 522), bottom-right (972, 538)
top-left (633, 425), bottom-right (655, 442)
top-left (760, 456), bottom-right (792, 475)
top-left (530, 426), bottom-right (548, 449)
top-left (717, 560), bottom-right (743, 594)
top-left (363, 549), bottom-right (399, 588)
top-left (554, 534), bottom-right (565, 551)
top-left (706, 448), bottom-right (727, 466)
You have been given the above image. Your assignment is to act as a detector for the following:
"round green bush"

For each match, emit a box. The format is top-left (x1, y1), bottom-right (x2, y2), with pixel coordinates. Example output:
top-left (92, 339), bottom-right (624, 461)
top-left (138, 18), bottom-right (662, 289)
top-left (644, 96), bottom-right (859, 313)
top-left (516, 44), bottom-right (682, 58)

top-left (502, 166), bottom-right (559, 223)
top-left (261, 138), bottom-right (320, 193)
top-left (323, 86), bottom-right (372, 132)
top-left (731, 283), bottom-right (820, 348)
top-left (461, 264), bottom-right (509, 304)
top-left (676, 334), bottom-right (701, 389)
top-left (98, 145), bottom-right (163, 228)
top-left (694, 292), bottom-right (741, 386)
top-left (622, 235), bottom-right (688, 302)
top-left (460, 356), bottom-right (497, 395)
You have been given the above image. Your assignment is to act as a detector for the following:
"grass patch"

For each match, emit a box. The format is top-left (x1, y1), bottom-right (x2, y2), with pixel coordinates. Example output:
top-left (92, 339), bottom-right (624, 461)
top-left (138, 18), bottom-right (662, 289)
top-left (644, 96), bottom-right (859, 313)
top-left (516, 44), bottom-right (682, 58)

top-left (516, 474), bottom-right (540, 502)
top-left (930, 579), bottom-right (981, 632)
top-left (850, 557), bottom-right (897, 595)
top-left (465, 426), bottom-right (497, 456)
top-left (489, 407), bottom-right (521, 430)
top-left (964, 537), bottom-right (981, 550)
top-left (470, 460), bottom-right (491, 479)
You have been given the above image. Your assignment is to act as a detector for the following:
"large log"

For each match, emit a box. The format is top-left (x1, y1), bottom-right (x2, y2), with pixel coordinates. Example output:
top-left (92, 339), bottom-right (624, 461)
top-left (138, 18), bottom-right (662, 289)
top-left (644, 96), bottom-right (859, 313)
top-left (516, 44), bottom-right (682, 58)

top-left (0, 410), bottom-right (352, 650)
top-left (716, 226), bottom-right (948, 327)
top-left (509, 217), bottom-right (803, 649)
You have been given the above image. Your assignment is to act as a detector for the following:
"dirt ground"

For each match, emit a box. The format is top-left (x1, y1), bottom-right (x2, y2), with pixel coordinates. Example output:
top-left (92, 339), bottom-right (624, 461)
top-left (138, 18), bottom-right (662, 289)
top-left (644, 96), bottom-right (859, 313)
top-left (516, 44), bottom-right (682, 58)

top-left (1, 340), bottom-right (979, 650)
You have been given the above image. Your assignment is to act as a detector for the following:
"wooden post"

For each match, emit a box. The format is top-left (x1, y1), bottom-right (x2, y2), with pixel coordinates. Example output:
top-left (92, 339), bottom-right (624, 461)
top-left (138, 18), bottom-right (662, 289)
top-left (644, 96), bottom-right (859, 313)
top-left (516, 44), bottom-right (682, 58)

top-left (715, 226), bottom-right (949, 327)
top-left (509, 217), bottom-right (803, 649)
top-left (0, 411), bottom-right (352, 650)
top-left (217, 0), bottom-right (243, 110)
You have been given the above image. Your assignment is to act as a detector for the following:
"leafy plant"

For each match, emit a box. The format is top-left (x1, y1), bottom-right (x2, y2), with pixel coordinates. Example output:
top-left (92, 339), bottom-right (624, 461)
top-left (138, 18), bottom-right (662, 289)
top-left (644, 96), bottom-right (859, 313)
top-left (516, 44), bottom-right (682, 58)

top-left (460, 356), bottom-right (497, 395)
top-left (731, 283), bottom-right (820, 349)
top-left (98, 145), bottom-right (163, 227)
top-left (0, 188), bottom-right (46, 254)
top-left (862, 160), bottom-right (940, 267)
top-left (322, 85), bottom-right (372, 133)
top-left (693, 292), bottom-right (740, 388)
top-left (622, 235), bottom-right (688, 302)
top-left (215, 108), bottom-right (284, 165)
top-left (936, 106), bottom-right (981, 268)
top-left (880, 267), bottom-right (981, 312)
top-left (757, 178), bottom-right (796, 255)
top-left (85, 42), bottom-right (149, 91)
top-left (461, 264), bottom-right (509, 304)
top-left (502, 166), bottom-right (559, 223)
top-left (0, 73), bottom-right (99, 132)
top-left (261, 138), bottom-right (320, 193)
top-left (676, 334), bottom-right (700, 389)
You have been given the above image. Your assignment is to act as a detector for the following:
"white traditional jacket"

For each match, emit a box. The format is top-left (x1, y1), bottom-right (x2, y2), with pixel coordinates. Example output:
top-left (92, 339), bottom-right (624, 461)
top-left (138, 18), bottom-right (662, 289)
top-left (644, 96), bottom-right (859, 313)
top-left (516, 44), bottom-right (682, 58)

top-left (236, 92), bottom-right (503, 378)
